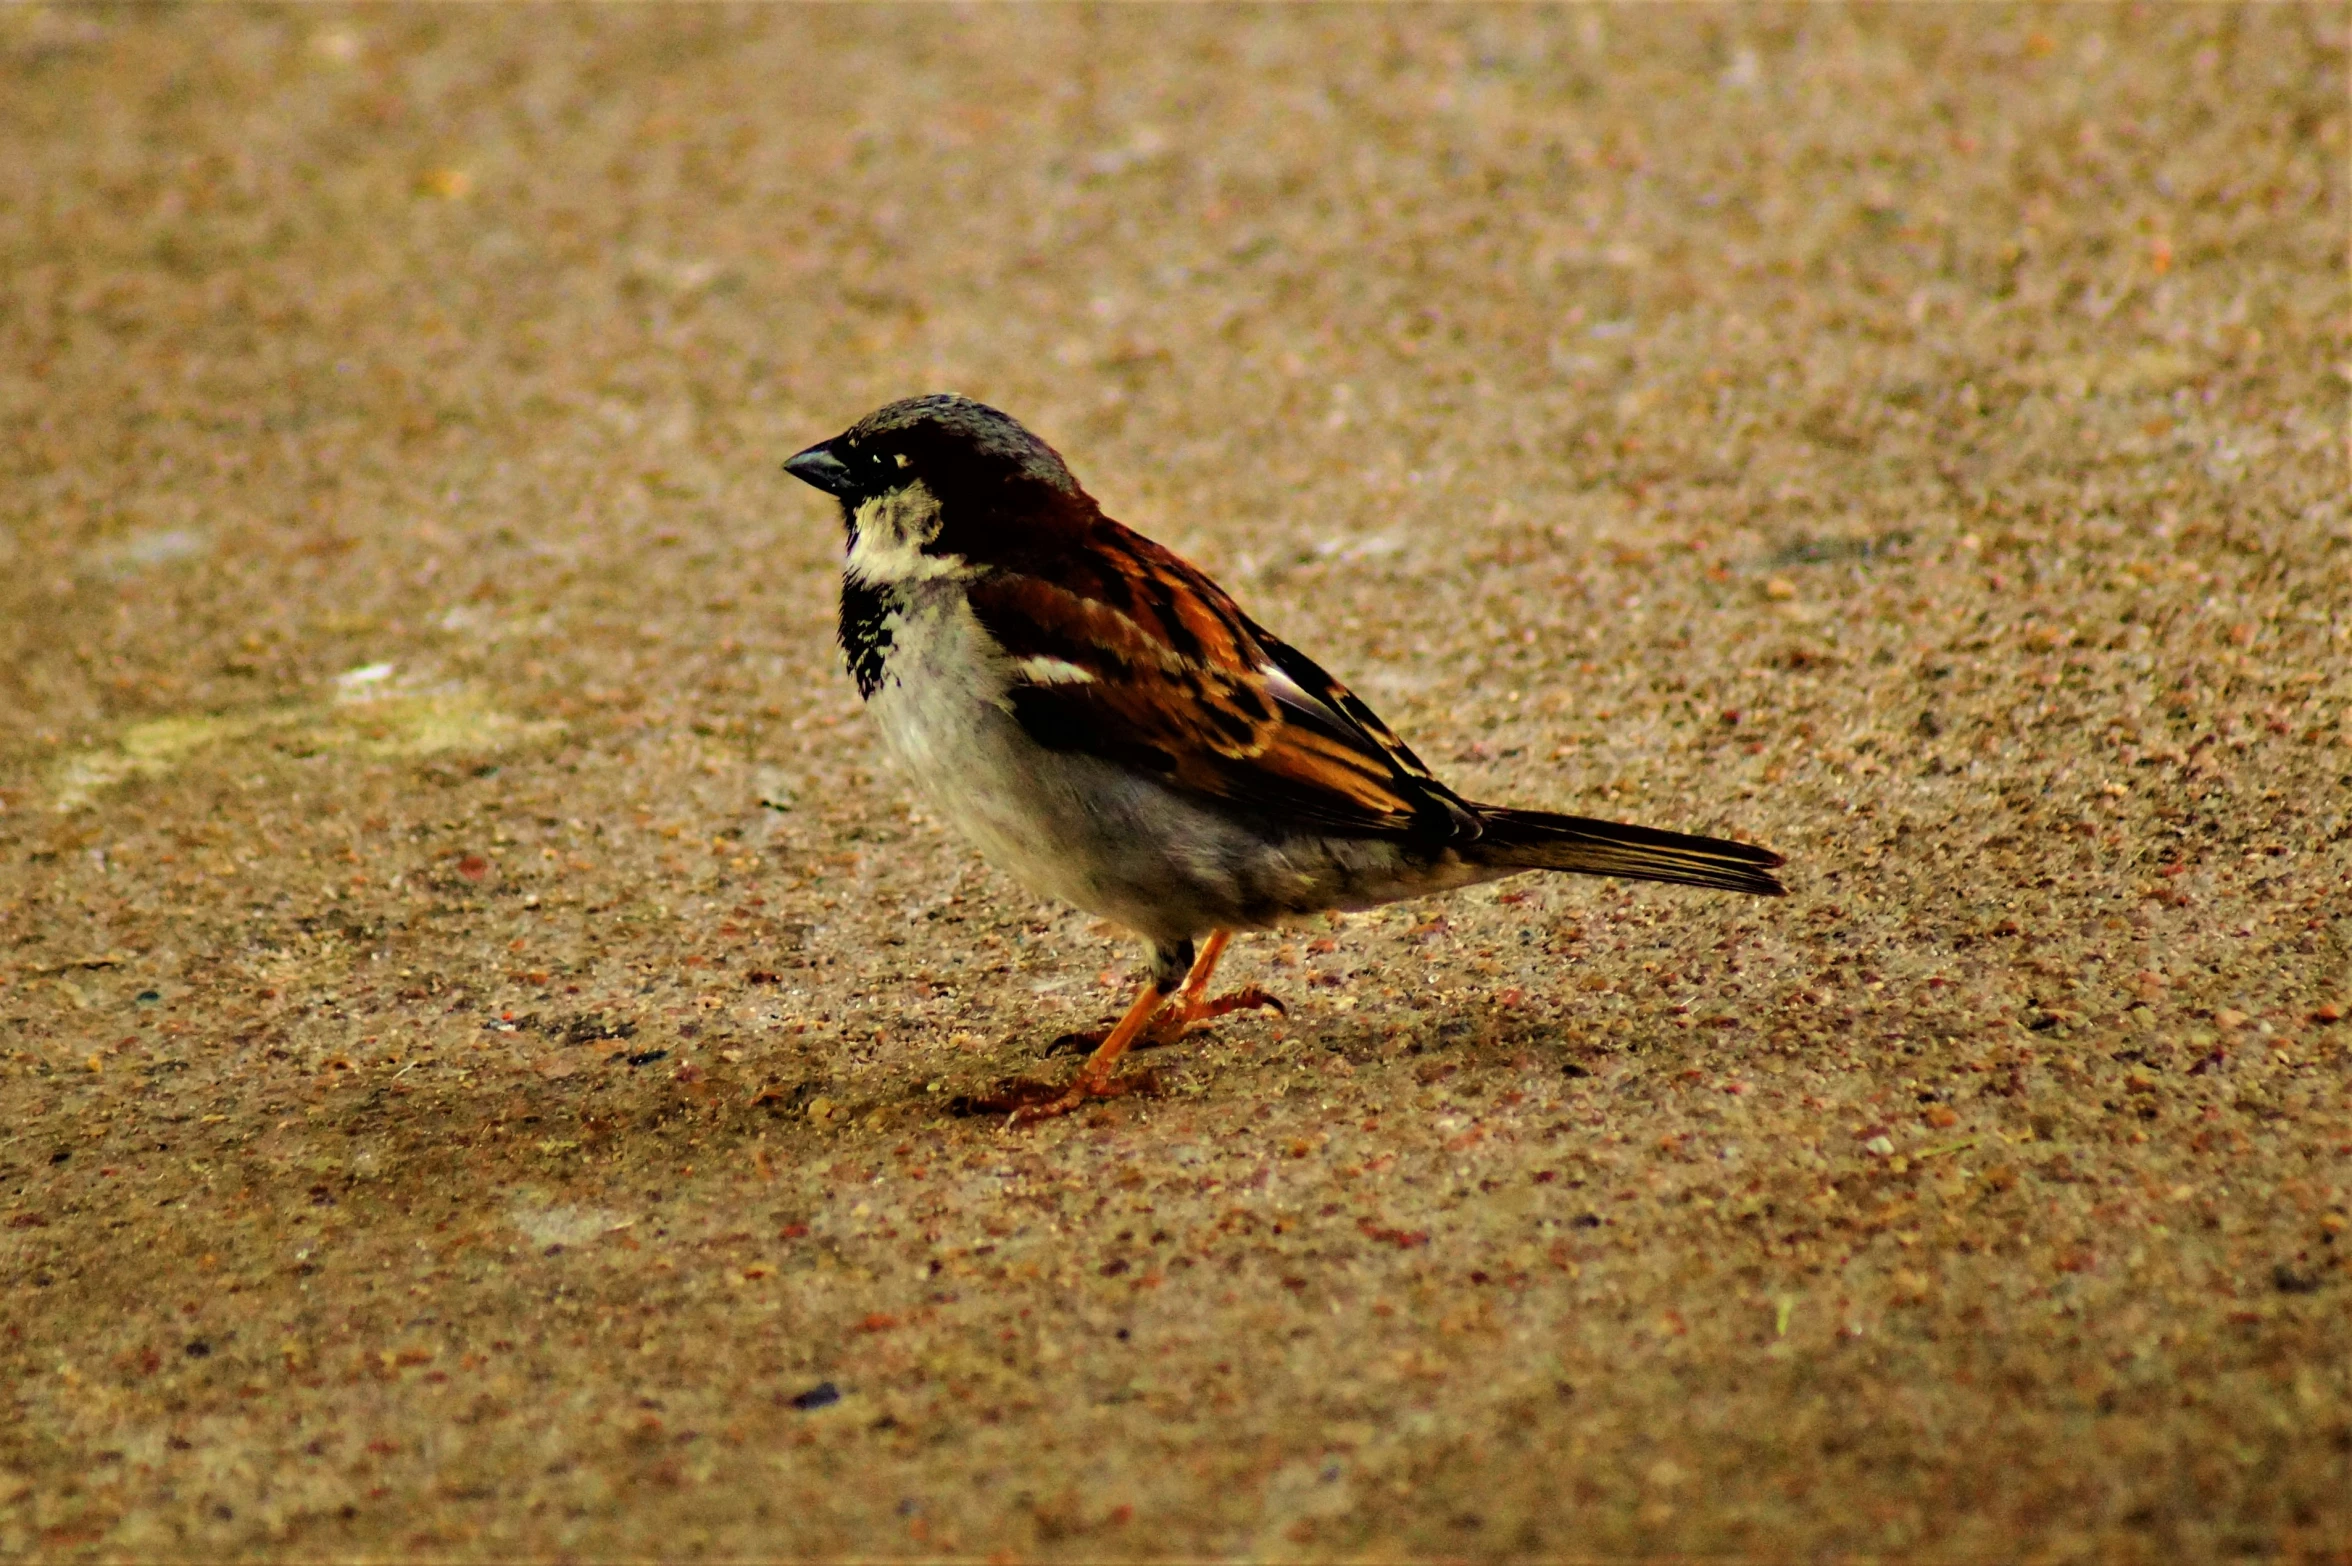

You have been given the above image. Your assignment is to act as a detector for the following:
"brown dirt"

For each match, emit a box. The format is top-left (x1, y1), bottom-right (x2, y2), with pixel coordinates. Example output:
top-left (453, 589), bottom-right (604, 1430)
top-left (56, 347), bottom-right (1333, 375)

top-left (2, 5), bottom-right (2347, 1560)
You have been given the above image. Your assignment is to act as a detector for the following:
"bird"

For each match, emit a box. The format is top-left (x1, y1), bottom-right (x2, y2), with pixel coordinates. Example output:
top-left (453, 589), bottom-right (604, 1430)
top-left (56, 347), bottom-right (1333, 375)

top-left (783, 394), bottom-right (1785, 1125)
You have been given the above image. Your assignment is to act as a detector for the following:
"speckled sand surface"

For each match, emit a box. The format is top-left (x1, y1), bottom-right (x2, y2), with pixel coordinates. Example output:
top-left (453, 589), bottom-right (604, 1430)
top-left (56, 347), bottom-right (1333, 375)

top-left (2, 6), bottom-right (2346, 1560)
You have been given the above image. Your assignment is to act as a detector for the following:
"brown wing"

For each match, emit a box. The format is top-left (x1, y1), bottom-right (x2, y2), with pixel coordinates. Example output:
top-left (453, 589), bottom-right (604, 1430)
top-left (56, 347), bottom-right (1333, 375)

top-left (966, 518), bottom-right (1478, 846)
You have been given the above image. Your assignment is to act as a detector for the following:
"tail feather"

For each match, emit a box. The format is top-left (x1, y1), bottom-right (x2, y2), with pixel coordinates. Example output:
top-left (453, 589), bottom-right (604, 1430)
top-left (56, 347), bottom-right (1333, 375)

top-left (1467, 805), bottom-right (1786, 897)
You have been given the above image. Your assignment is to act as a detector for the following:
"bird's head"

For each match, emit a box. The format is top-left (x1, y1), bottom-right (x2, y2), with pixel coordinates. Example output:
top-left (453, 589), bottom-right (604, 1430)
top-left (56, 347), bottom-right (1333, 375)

top-left (784, 396), bottom-right (1085, 579)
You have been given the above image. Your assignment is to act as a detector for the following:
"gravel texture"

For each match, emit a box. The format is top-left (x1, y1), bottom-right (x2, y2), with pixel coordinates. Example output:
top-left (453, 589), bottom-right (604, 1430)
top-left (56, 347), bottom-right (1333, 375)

top-left (2, 5), bottom-right (2347, 1559)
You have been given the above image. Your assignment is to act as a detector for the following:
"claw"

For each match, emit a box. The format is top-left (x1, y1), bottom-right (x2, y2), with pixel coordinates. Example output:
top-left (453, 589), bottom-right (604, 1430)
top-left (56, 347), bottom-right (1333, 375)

top-left (1041, 987), bottom-right (1286, 1059)
top-left (1189, 985), bottom-right (1286, 1022)
top-left (954, 1068), bottom-right (1159, 1127)
top-left (1003, 1068), bottom-right (1153, 1129)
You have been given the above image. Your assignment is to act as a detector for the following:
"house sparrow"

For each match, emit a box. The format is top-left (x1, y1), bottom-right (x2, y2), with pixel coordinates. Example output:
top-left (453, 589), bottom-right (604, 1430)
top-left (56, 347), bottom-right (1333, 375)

top-left (784, 394), bottom-right (1785, 1125)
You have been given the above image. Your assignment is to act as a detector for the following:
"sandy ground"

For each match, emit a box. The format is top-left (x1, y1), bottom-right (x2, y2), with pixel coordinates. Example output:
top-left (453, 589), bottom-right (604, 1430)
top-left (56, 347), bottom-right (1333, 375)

top-left (2, 4), bottom-right (2347, 1560)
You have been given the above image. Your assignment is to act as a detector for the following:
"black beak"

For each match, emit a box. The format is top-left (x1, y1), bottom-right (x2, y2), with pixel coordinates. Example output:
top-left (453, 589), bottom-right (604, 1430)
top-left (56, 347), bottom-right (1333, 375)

top-left (783, 442), bottom-right (858, 497)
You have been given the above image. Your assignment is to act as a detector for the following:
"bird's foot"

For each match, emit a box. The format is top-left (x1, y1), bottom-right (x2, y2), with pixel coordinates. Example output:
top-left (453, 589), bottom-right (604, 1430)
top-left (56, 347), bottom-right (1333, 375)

top-left (955, 1066), bottom-right (1159, 1129)
top-left (1041, 987), bottom-right (1287, 1058)
top-left (1184, 985), bottom-right (1288, 1027)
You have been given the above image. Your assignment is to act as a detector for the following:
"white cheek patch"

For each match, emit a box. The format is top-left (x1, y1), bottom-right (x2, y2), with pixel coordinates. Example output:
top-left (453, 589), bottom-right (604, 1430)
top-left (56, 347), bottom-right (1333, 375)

top-left (849, 539), bottom-right (974, 586)
top-left (1011, 656), bottom-right (1097, 686)
top-left (845, 479), bottom-right (976, 585)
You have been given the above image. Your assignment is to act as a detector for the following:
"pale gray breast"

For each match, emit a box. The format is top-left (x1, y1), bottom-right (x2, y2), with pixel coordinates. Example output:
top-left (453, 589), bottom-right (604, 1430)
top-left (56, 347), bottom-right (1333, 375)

top-left (856, 585), bottom-right (1198, 928)
top-left (855, 575), bottom-right (1498, 943)
top-left (863, 586), bottom-right (1010, 772)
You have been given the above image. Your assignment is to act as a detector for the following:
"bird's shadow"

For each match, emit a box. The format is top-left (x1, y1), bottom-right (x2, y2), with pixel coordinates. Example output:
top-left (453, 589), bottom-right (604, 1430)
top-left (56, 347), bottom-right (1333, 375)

top-left (931, 990), bottom-right (1683, 1120)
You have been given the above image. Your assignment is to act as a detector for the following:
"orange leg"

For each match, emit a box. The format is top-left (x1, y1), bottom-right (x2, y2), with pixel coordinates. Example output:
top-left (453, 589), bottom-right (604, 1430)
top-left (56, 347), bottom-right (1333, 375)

top-left (995, 932), bottom-right (1288, 1127)
top-left (1002, 978), bottom-right (1172, 1128)
top-left (1041, 929), bottom-right (1286, 1058)
top-left (1171, 929), bottom-right (1232, 1013)
top-left (1156, 930), bottom-right (1285, 1036)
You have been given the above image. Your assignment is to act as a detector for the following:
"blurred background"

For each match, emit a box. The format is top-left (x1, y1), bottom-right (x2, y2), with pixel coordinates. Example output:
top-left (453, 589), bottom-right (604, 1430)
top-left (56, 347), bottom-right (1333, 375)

top-left (1, 6), bottom-right (2343, 1559)
top-left (4, 6), bottom-right (2335, 750)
